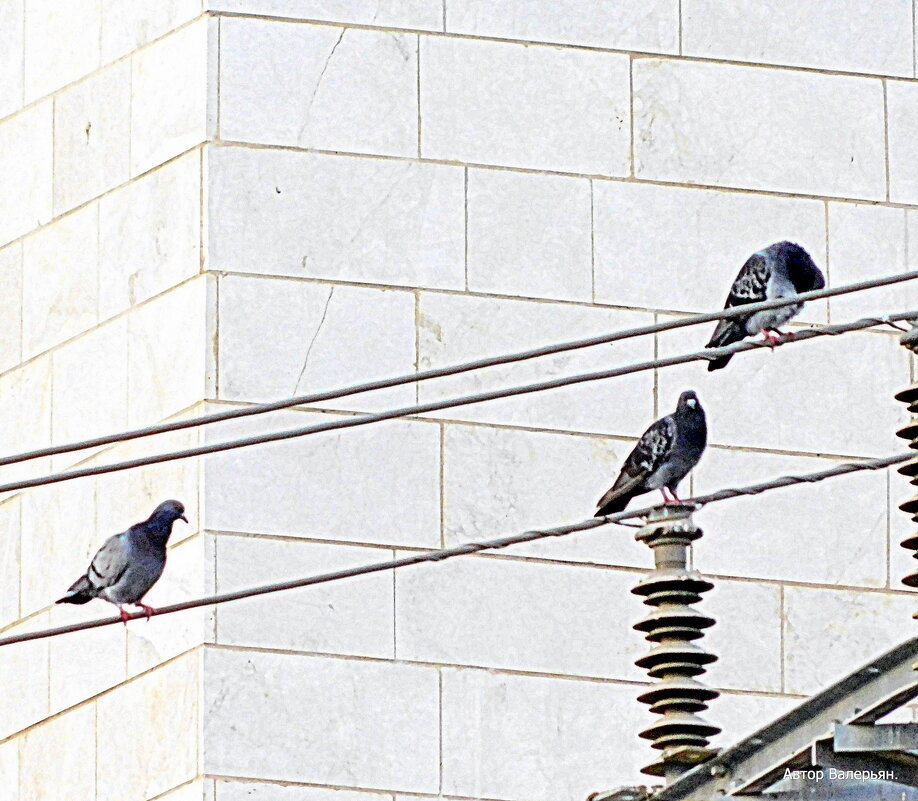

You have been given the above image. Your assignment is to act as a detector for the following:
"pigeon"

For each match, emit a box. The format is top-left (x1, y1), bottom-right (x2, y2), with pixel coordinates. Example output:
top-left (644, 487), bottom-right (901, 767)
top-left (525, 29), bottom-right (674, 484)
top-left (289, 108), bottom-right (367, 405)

top-left (595, 391), bottom-right (707, 516)
top-left (705, 241), bottom-right (825, 371)
top-left (56, 499), bottom-right (188, 623)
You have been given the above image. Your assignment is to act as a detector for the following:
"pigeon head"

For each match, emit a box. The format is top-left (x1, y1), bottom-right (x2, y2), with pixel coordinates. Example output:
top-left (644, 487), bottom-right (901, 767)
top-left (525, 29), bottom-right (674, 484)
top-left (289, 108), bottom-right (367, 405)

top-left (770, 241), bottom-right (825, 292)
top-left (144, 499), bottom-right (188, 538)
top-left (676, 390), bottom-right (701, 413)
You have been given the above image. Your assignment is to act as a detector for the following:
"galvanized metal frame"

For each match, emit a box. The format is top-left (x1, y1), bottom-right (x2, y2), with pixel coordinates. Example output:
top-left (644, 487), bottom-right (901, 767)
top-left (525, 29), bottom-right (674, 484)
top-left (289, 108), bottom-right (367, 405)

top-left (645, 637), bottom-right (918, 799)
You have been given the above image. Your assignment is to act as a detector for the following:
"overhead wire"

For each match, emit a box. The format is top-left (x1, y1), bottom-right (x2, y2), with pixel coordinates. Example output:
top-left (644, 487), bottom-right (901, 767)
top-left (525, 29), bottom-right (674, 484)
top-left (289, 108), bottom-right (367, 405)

top-left (0, 451), bottom-right (907, 648)
top-left (0, 308), bottom-right (914, 496)
top-left (1, 270), bottom-right (916, 467)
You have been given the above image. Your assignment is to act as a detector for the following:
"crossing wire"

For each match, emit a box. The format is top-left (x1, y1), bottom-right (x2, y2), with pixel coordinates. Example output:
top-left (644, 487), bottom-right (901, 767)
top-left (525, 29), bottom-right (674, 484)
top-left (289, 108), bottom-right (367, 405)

top-left (1, 270), bottom-right (915, 468)
top-left (0, 308), bottom-right (913, 496)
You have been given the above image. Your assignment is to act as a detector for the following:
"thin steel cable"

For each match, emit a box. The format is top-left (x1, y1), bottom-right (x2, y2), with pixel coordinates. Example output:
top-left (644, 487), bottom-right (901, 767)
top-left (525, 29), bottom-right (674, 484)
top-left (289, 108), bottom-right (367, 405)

top-left (3, 271), bottom-right (916, 467)
top-left (0, 309), bottom-right (913, 496)
top-left (0, 452), bottom-right (907, 648)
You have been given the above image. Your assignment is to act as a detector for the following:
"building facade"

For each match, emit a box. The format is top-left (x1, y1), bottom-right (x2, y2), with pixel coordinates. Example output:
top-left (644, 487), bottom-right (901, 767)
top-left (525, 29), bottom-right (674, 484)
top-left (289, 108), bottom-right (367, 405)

top-left (1, 1), bottom-right (917, 799)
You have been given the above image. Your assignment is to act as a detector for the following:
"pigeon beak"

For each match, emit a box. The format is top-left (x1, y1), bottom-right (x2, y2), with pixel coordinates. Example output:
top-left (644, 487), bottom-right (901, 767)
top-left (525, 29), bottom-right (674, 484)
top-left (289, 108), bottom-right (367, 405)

top-left (687, 399), bottom-right (697, 408)
top-left (179, 514), bottom-right (188, 523)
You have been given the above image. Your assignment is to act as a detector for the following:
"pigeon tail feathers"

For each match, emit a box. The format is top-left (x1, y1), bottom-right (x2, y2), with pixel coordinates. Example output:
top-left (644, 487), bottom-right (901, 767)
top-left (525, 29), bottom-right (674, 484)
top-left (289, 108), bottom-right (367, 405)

top-left (56, 575), bottom-right (95, 605)
top-left (705, 318), bottom-right (745, 371)
top-left (595, 471), bottom-right (647, 517)
top-left (595, 490), bottom-right (636, 517)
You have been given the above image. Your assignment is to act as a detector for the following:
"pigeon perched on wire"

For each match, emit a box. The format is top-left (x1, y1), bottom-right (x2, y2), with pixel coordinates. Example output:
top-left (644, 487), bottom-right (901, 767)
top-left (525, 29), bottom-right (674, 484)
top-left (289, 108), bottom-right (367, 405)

top-left (595, 391), bottom-right (707, 516)
top-left (705, 241), bottom-right (825, 371)
top-left (56, 500), bottom-right (188, 623)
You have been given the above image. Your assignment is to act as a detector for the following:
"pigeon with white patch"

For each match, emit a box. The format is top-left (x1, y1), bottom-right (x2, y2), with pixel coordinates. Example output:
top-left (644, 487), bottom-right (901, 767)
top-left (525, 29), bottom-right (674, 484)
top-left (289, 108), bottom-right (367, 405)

top-left (705, 241), bottom-right (825, 371)
top-left (56, 499), bottom-right (188, 623)
top-left (595, 391), bottom-right (707, 516)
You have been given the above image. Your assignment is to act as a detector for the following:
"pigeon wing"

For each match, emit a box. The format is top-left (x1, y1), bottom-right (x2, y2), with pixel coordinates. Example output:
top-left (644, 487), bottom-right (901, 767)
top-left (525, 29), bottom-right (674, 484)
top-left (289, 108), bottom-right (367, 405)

top-left (706, 252), bottom-right (772, 357)
top-left (723, 252), bottom-right (771, 308)
top-left (596, 416), bottom-right (676, 510)
top-left (84, 533), bottom-right (131, 592)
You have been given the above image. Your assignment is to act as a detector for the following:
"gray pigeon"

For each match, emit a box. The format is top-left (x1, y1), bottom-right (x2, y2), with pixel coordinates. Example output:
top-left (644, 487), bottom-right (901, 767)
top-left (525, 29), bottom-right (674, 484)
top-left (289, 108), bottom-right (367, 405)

top-left (705, 241), bottom-right (825, 371)
top-left (595, 391), bottom-right (707, 516)
top-left (56, 500), bottom-right (187, 622)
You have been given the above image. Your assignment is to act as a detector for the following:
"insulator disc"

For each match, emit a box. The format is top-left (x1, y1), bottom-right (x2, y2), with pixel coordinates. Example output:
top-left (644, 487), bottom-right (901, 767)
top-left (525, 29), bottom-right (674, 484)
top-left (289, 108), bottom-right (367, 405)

top-left (635, 641), bottom-right (717, 673)
top-left (638, 711), bottom-right (721, 744)
top-left (894, 385), bottom-right (918, 403)
top-left (647, 696), bottom-right (710, 715)
top-left (632, 574), bottom-right (714, 599)
top-left (641, 625), bottom-right (706, 643)
top-left (634, 606), bottom-right (715, 635)
top-left (637, 677), bottom-right (720, 706)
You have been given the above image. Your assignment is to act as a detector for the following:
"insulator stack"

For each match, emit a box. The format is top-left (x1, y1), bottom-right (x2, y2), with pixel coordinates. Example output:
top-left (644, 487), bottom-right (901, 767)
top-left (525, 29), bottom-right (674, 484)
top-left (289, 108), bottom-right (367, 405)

top-left (632, 505), bottom-right (719, 782)
top-left (897, 326), bottom-right (918, 592)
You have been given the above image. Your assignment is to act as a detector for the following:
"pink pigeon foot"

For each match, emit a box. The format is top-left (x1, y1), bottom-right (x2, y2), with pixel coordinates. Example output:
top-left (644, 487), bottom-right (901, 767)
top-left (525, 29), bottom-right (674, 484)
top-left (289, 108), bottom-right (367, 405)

top-left (135, 603), bottom-right (156, 620)
top-left (660, 488), bottom-right (681, 505)
top-left (761, 329), bottom-right (782, 345)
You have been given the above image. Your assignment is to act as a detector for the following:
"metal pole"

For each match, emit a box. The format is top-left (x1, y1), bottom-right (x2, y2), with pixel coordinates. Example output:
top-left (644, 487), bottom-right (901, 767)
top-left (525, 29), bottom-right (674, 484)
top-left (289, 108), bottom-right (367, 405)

top-left (631, 505), bottom-right (720, 781)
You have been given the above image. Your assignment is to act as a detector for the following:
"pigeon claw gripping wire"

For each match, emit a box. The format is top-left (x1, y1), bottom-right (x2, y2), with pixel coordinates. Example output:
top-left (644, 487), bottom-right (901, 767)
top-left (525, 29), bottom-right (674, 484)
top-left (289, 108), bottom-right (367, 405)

top-left (632, 505), bottom-right (720, 782)
top-left (661, 488), bottom-right (686, 505)
top-left (136, 604), bottom-right (156, 620)
top-left (761, 329), bottom-right (783, 345)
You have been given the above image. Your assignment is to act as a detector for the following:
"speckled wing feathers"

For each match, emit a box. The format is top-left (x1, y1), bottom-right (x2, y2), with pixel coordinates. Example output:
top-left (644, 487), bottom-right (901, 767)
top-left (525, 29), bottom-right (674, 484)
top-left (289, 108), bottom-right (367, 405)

top-left (596, 416), bottom-right (675, 510)
top-left (705, 253), bottom-right (772, 370)
top-left (725, 252), bottom-right (771, 306)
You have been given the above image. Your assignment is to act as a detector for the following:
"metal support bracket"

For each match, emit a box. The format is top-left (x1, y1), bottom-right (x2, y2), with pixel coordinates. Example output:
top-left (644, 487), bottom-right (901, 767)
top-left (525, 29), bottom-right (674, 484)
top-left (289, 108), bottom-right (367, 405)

top-left (835, 722), bottom-right (918, 753)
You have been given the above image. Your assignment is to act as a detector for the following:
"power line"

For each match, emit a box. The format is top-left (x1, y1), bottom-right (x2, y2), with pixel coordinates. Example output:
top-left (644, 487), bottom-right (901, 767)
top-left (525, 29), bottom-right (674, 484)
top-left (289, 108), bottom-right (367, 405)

top-left (0, 451), bottom-right (907, 648)
top-left (0, 309), bottom-right (912, 496)
top-left (2, 271), bottom-right (915, 468)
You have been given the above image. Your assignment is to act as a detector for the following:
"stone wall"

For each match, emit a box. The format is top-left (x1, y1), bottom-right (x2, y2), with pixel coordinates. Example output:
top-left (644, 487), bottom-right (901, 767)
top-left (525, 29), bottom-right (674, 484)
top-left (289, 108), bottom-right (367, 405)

top-left (0, 2), bottom-right (916, 799)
